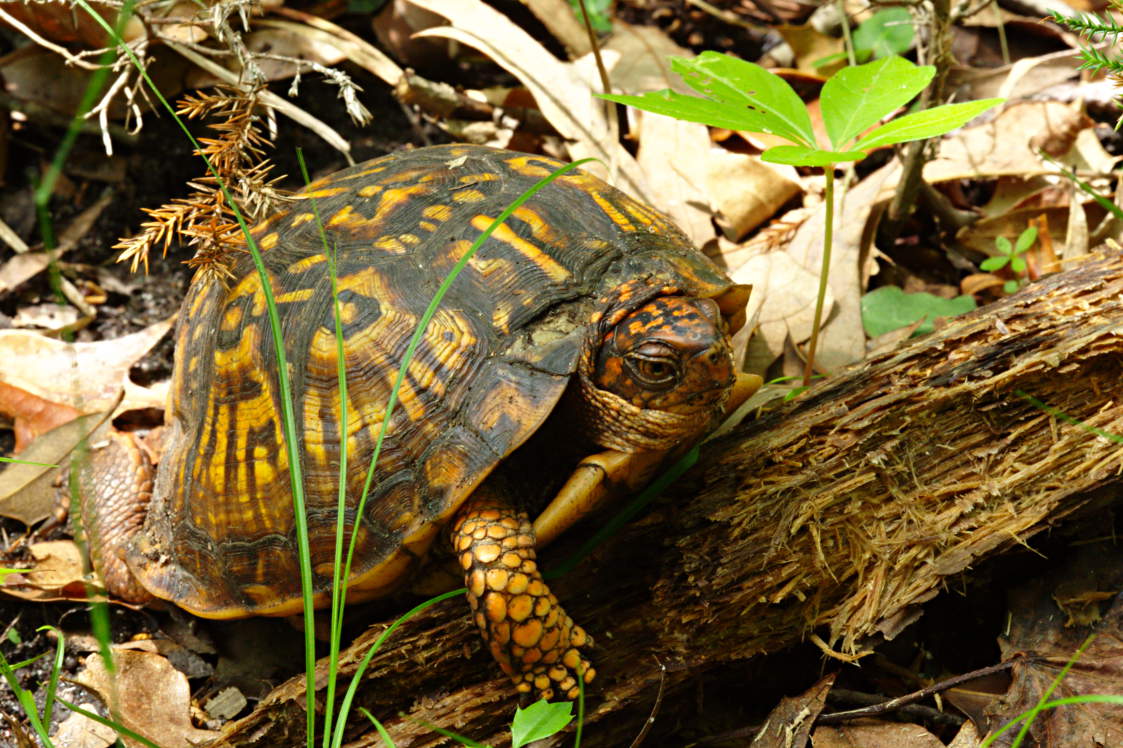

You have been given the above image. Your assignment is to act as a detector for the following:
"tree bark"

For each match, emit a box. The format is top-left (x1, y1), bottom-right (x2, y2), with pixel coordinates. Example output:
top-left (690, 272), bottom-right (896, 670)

top-left (214, 251), bottom-right (1123, 747)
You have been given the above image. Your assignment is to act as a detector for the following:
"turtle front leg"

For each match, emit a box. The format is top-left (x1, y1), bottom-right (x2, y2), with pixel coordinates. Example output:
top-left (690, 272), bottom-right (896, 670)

top-left (451, 489), bottom-right (594, 701)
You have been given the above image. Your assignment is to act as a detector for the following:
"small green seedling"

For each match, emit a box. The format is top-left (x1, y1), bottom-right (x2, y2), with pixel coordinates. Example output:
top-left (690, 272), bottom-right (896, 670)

top-left (817, 7), bottom-right (916, 69)
top-left (570, 0), bottom-right (612, 33)
top-left (980, 225), bottom-right (1037, 294)
top-left (366, 699), bottom-right (574, 748)
top-left (601, 53), bottom-right (1002, 384)
top-left (511, 700), bottom-right (575, 747)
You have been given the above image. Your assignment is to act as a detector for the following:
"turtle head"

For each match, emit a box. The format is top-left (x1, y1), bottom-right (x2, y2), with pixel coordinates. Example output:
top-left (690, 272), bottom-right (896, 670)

top-left (592, 296), bottom-right (734, 420)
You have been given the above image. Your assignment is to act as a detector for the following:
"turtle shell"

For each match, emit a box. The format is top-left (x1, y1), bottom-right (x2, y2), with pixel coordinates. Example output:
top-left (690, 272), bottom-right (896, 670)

top-left (126, 144), bottom-right (739, 617)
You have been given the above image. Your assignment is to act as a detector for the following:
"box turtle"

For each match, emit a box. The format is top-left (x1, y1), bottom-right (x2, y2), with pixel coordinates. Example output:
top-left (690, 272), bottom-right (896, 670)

top-left (79, 144), bottom-right (760, 700)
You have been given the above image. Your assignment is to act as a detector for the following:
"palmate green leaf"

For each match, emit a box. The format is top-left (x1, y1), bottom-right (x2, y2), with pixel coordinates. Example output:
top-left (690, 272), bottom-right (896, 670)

top-left (852, 8), bottom-right (915, 60)
top-left (1015, 226), bottom-right (1038, 253)
top-left (600, 90), bottom-right (778, 133)
top-left (762, 145), bottom-right (865, 166)
top-left (855, 98), bottom-right (1004, 151)
top-left (861, 286), bottom-right (976, 338)
top-left (511, 700), bottom-right (574, 747)
top-left (820, 56), bottom-right (934, 148)
top-left (672, 52), bottom-right (816, 146)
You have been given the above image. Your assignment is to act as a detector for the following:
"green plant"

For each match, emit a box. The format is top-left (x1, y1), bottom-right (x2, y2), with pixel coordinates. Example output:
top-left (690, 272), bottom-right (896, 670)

top-left (861, 286), bottom-right (976, 338)
top-left (980, 225), bottom-right (1037, 294)
top-left (1050, 6), bottom-right (1123, 79)
top-left (601, 53), bottom-right (1002, 385)
top-left (817, 7), bottom-right (915, 69)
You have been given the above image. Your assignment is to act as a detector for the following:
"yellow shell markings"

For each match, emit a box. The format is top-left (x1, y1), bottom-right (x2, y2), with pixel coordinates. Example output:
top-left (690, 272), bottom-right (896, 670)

top-left (587, 190), bottom-right (636, 233)
top-left (358, 184), bottom-right (383, 198)
top-left (288, 213), bottom-right (317, 228)
top-left (511, 206), bottom-right (559, 244)
top-left (458, 172), bottom-right (500, 185)
top-left (273, 288), bottom-right (314, 305)
top-left (257, 232), bottom-right (280, 251)
top-left (296, 186), bottom-right (351, 200)
top-left (373, 236), bottom-right (409, 254)
top-left (370, 183), bottom-right (434, 227)
top-left (197, 322), bottom-right (289, 540)
top-left (408, 308), bottom-right (479, 400)
top-left (504, 155), bottom-right (555, 178)
top-left (327, 204), bottom-right (360, 229)
top-left (469, 216), bottom-right (570, 283)
top-left (452, 188), bottom-right (487, 204)
top-left (289, 254), bottom-right (327, 274)
top-left (329, 265), bottom-right (428, 424)
top-left (422, 204), bottom-right (453, 222)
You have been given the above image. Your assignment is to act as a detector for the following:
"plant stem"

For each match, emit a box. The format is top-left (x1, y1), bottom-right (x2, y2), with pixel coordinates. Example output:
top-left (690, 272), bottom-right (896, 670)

top-left (803, 167), bottom-right (835, 387)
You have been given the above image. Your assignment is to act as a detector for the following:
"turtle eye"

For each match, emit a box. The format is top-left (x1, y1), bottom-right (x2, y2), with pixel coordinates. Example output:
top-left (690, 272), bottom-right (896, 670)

top-left (625, 343), bottom-right (681, 388)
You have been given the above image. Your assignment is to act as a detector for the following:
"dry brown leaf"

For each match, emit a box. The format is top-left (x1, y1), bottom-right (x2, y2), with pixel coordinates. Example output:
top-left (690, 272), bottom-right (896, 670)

top-left (0, 411), bottom-right (111, 525)
top-left (727, 246), bottom-right (829, 374)
top-left (0, 0), bottom-right (145, 47)
top-left (947, 721), bottom-right (982, 748)
top-left (601, 23), bottom-right (714, 245)
top-left (0, 380), bottom-right (81, 452)
top-left (408, 0), bottom-right (653, 204)
top-left (1, 540), bottom-right (93, 603)
top-left (523, 0), bottom-right (589, 57)
top-left (74, 648), bottom-right (218, 748)
top-left (926, 101), bottom-right (1117, 183)
top-left (0, 317), bottom-right (172, 415)
top-left (636, 115), bottom-right (713, 246)
top-left (706, 148), bottom-right (801, 241)
top-left (51, 702), bottom-right (118, 748)
top-left (775, 23), bottom-right (845, 76)
top-left (811, 720), bottom-right (945, 747)
top-left (751, 673), bottom-right (834, 748)
top-left (0, 189), bottom-right (109, 297)
top-left (987, 547), bottom-right (1123, 746)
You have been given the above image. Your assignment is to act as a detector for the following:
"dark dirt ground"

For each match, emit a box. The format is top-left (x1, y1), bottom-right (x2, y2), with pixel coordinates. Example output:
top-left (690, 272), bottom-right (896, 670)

top-left (2, 2), bottom-right (1123, 746)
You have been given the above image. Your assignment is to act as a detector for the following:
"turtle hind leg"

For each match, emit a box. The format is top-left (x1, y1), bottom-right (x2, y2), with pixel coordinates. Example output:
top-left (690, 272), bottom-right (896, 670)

top-left (68, 429), bottom-right (156, 603)
top-left (451, 486), bottom-right (594, 701)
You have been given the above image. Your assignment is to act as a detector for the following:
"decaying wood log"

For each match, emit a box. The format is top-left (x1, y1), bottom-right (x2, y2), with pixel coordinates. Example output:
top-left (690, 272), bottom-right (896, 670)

top-left (215, 251), bottom-right (1123, 747)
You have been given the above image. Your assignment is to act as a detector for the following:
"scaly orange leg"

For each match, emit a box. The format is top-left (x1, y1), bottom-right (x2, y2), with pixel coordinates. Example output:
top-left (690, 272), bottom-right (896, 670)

top-left (451, 490), bottom-right (594, 701)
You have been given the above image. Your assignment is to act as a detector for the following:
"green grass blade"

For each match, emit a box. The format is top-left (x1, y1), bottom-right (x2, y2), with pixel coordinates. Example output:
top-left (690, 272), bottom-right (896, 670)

top-left (400, 716), bottom-right (489, 747)
top-left (36, 626), bottom-right (65, 728)
top-left (68, 5), bottom-right (319, 743)
top-left (331, 589), bottom-right (465, 747)
top-left (292, 146), bottom-right (351, 747)
top-left (0, 649), bottom-right (54, 747)
top-left (358, 708), bottom-right (397, 747)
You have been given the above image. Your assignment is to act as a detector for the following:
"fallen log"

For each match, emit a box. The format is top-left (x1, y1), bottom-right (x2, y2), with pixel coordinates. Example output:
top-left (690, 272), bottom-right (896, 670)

top-left (215, 250), bottom-right (1123, 747)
